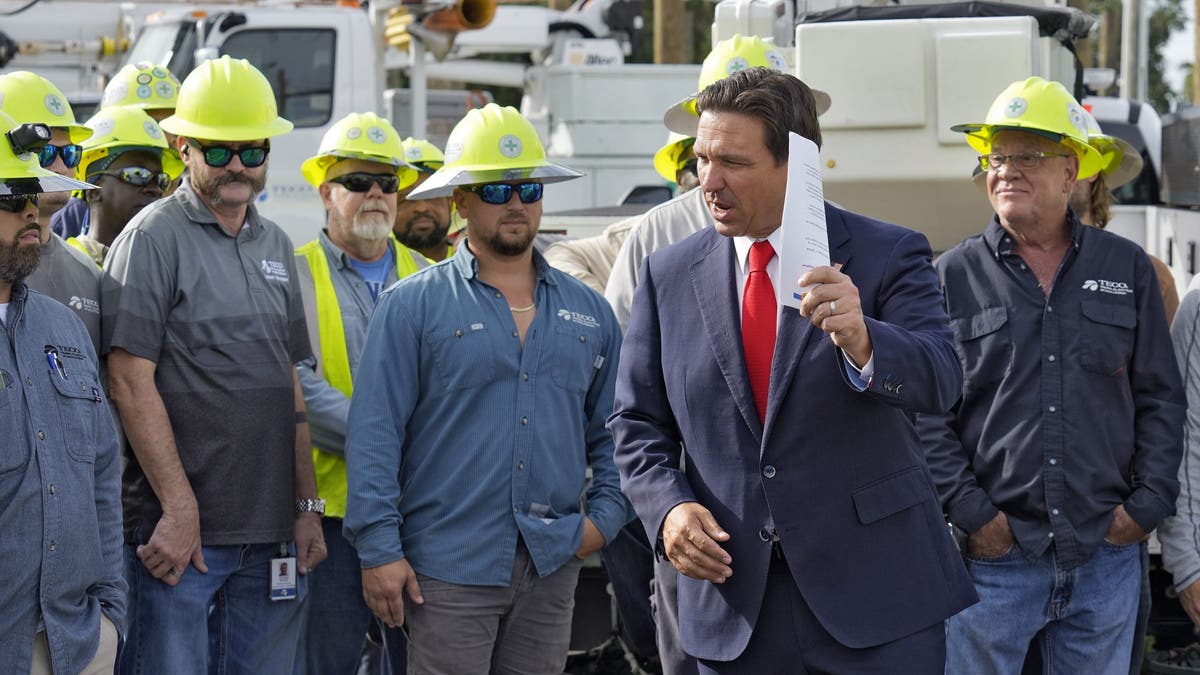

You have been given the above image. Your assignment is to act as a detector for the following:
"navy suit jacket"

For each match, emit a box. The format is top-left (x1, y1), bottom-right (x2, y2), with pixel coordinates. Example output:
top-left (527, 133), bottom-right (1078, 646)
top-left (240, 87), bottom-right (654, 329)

top-left (609, 203), bottom-right (977, 662)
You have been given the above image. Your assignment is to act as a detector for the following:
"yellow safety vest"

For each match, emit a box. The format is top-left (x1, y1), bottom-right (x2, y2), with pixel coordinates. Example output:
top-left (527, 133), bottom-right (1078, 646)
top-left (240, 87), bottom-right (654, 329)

top-left (296, 239), bottom-right (422, 519)
top-left (65, 236), bottom-right (103, 268)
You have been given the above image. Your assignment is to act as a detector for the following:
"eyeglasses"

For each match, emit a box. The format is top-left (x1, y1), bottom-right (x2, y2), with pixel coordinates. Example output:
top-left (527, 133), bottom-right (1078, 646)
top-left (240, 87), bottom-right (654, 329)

top-left (0, 194), bottom-right (39, 213)
top-left (91, 167), bottom-right (171, 191)
top-left (463, 182), bottom-right (543, 205)
top-left (186, 140), bottom-right (269, 168)
top-left (38, 143), bottom-right (83, 169)
top-left (978, 152), bottom-right (1072, 171)
top-left (328, 172), bottom-right (400, 194)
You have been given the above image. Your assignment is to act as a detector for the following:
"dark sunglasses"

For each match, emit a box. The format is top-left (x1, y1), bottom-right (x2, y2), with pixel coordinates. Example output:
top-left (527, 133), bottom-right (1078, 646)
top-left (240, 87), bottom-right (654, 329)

top-left (186, 140), bottom-right (269, 168)
top-left (463, 182), bottom-right (543, 205)
top-left (38, 143), bottom-right (83, 169)
top-left (329, 172), bottom-right (400, 194)
top-left (0, 194), bottom-right (39, 213)
top-left (91, 167), bottom-right (171, 191)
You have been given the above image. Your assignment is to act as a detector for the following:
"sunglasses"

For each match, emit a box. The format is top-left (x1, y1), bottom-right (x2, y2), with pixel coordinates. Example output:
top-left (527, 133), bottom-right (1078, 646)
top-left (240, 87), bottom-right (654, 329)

top-left (186, 140), bottom-right (269, 168)
top-left (0, 194), bottom-right (39, 213)
top-left (463, 182), bottom-right (543, 205)
top-left (38, 143), bottom-right (83, 169)
top-left (91, 167), bottom-right (171, 191)
top-left (329, 172), bottom-right (400, 194)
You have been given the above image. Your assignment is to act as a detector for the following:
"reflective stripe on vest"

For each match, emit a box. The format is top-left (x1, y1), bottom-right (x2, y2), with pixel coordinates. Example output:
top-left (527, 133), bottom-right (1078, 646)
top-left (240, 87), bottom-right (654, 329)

top-left (296, 238), bottom-right (422, 519)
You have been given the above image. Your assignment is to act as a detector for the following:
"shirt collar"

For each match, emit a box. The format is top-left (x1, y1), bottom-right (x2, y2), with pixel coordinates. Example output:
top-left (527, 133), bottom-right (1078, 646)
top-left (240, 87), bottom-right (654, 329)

top-left (984, 209), bottom-right (1085, 259)
top-left (732, 227), bottom-right (783, 275)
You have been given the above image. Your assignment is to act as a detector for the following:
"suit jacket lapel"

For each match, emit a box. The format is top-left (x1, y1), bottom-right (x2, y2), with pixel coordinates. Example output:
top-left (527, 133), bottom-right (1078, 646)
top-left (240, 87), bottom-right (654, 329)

top-left (762, 203), bottom-right (854, 442)
top-left (690, 231), bottom-right (763, 440)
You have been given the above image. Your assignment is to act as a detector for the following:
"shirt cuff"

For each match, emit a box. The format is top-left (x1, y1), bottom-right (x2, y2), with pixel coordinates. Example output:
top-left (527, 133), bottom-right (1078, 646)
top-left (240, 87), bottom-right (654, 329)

top-left (843, 351), bottom-right (875, 391)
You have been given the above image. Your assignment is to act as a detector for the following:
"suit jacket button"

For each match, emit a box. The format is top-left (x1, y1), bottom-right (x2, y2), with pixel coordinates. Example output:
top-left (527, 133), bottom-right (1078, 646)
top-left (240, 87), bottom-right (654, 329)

top-left (895, 383), bottom-right (904, 394)
top-left (762, 465), bottom-right (776, 478)
top-left (759, 528), bottom-right (772, 542)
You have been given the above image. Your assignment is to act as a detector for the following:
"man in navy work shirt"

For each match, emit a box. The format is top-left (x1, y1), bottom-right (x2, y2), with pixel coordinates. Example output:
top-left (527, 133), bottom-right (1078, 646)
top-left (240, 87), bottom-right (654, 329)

top-left (344, 103), bottom-right (628, 675)
top-left (919, 77), bottom-right (1185, 674)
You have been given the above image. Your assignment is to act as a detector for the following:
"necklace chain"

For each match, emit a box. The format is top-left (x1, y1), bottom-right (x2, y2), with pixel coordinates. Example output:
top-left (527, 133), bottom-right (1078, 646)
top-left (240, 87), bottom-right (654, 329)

top-left (509, 302), bottom-right (536, 313)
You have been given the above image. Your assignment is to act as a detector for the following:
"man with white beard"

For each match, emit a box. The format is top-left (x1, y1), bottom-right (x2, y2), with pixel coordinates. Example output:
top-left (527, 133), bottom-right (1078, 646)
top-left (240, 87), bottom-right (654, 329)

top-left (292, 112), bottom-right (427, 674)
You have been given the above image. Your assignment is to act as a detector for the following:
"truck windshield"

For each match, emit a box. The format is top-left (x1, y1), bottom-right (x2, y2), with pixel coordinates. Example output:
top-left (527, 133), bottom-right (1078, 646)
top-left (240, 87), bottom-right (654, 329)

top-left (125, 22), bottom-right (196, 80)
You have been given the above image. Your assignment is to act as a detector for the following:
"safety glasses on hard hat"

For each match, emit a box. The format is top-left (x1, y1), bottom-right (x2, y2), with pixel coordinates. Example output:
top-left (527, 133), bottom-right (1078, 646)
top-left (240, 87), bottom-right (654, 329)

top-left (186, 140), bottom-right (270, 168)
top-left (329, 172), bottom-right (400, 194)
top-left (91, 166), bottom-right (171, 191)
top-left (978, 152), bottom-right (1072, 172)
top-left (38, 143), bottom-right (83, 169)
top-left (463, 182), bottom-right (543, 205)
top-left (0, 194), bottom-right (40, 213)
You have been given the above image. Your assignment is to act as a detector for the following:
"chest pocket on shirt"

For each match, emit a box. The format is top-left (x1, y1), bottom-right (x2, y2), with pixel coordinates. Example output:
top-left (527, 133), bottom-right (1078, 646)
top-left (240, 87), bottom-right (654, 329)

top-left (1079, 300), bottom-right (1136, 377)
top-left (48, 368), bottom-right (102, 463)
top-left (950, 306), bottom-right (1011, 391)
top-left (552, 320), bottom-right (600, 395)
top-left (427, 325), bottom-right (496, 393)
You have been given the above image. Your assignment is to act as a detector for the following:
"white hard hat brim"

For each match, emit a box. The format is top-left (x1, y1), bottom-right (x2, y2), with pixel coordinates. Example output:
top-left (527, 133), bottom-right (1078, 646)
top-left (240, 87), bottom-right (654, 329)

top-left (1, 173), bottom-right (96, 195)
top-left (1101, 136), bottom-right (1144, 189)
top-left (406, 162), bottom-right (584, 200)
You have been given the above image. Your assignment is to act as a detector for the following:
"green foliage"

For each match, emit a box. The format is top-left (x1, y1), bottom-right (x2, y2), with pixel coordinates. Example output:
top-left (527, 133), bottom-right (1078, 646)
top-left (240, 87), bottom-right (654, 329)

top-left (1147, 0), bottom-right (1188, 112)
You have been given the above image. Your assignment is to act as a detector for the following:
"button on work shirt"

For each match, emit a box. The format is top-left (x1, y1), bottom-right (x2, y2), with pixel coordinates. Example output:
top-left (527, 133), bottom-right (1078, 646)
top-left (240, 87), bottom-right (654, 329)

top-left (344, 242), bottom-right (629, 585)
top-left (0, 283), bottom-right (125, 674)
top-left (918, 215), bottom-right (1185, 568)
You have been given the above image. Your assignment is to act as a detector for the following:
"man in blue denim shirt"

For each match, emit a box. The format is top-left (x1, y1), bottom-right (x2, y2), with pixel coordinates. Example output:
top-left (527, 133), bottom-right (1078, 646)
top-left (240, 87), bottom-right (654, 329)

top-left (344, 104), bottom-right (628, 675)
top-left (920, 78), bottom-right (1185, 674)
top-left (0, 113), bottom-right (125, 673)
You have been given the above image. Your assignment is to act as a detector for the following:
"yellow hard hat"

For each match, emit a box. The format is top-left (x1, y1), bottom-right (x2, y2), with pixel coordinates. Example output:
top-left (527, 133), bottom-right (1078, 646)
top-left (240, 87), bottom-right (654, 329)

top-left (78, 106), bottom-right (185, 180)
top-left (951, 77), bottom-right (1103, 180)
top-left (653, 132), bottom-right (695, 183)
top-left (407, 103), bottom-right (582, 200)
top-left (101, 61), bottom-right (181, 112)
top-left (159, 55), bottom-right (293, 142)
top-left (300, 112), bottom-right (417, 188)
top-left (663, 35), bottom-right (832, 136)
top-left (0, 111), bottom-right (96, 195)
top-left (0, 71), bottom-right (93, 144)
top-left (402, 137), bottom-right (445, 174)
top-left (1082, 108), bottom-right (1142, 189)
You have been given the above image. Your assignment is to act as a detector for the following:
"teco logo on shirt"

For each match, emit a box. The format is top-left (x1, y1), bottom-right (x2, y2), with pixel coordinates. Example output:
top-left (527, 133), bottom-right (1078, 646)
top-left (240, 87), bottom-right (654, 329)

top-left (1081, 279), bottom-right (1132, 296)
top-left (261, 260), bottom-right (290, 283)
top-left (557, 308), bottom-right (599, 328)
top-left (67, 295), bottom-right (100, 314)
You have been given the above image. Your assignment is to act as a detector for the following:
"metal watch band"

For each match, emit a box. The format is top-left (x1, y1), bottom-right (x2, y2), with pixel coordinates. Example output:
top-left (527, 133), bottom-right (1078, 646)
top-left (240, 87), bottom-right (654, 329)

top-left (295, 498), bottom-right (325, 516)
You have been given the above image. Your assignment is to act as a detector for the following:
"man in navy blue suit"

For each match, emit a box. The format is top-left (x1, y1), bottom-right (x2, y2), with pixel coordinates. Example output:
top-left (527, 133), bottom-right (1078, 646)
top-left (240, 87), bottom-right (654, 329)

top-left (608, 67), bottom-right (977, 673)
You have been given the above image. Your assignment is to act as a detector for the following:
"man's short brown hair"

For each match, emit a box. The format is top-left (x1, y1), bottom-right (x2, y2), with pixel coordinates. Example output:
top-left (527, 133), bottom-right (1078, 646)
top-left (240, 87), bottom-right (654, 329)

top-left (695, 67), bottom-right (823, 165)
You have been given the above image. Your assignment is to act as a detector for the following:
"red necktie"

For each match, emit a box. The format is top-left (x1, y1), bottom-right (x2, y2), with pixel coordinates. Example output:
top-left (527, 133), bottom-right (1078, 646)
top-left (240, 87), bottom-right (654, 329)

top-left (742, 241), bottom-right (776, 424)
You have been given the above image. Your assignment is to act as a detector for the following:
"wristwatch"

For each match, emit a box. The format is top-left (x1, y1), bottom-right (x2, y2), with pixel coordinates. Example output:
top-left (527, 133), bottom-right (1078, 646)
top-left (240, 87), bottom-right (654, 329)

top-left (295, 498), bottom-right (326, 516)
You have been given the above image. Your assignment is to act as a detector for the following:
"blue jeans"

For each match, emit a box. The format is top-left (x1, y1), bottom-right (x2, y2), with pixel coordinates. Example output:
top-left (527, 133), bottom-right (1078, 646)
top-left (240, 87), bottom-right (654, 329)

top-left (946, 541), bottom-right (1140, 675)
top-left (296, 517), bottom-right (384, 675)
top-left (117, 540), bottom-right (307, 675)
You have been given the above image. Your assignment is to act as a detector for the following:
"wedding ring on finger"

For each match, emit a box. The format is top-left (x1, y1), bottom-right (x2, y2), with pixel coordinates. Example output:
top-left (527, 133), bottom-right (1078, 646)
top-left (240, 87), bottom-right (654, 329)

top-left (829, 300), bottom-right (837, 316)
top-left (168, 567), bottom-right (181, 577)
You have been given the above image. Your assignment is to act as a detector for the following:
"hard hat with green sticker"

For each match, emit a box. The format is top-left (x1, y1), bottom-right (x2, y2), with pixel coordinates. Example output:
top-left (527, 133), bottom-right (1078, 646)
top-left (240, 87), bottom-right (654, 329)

top-left (159, 56), bottom-right (293, 142)
top-left (663, 34), bottom-right (832, 136)
top-left (0, 110), bottom-right (96, 195)
top-left (0, 71), bottom-right (93, 144)
top-left (78, 106), bottom-right (184, 181)
top-left (300, 112), bottom-right (417, 188)
top-left (405, 103), bottom-right (581, 200)
top-left (401, 137), bottom-right (445, 174)
top-left (951, 77), bottom-right (1103, 180)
